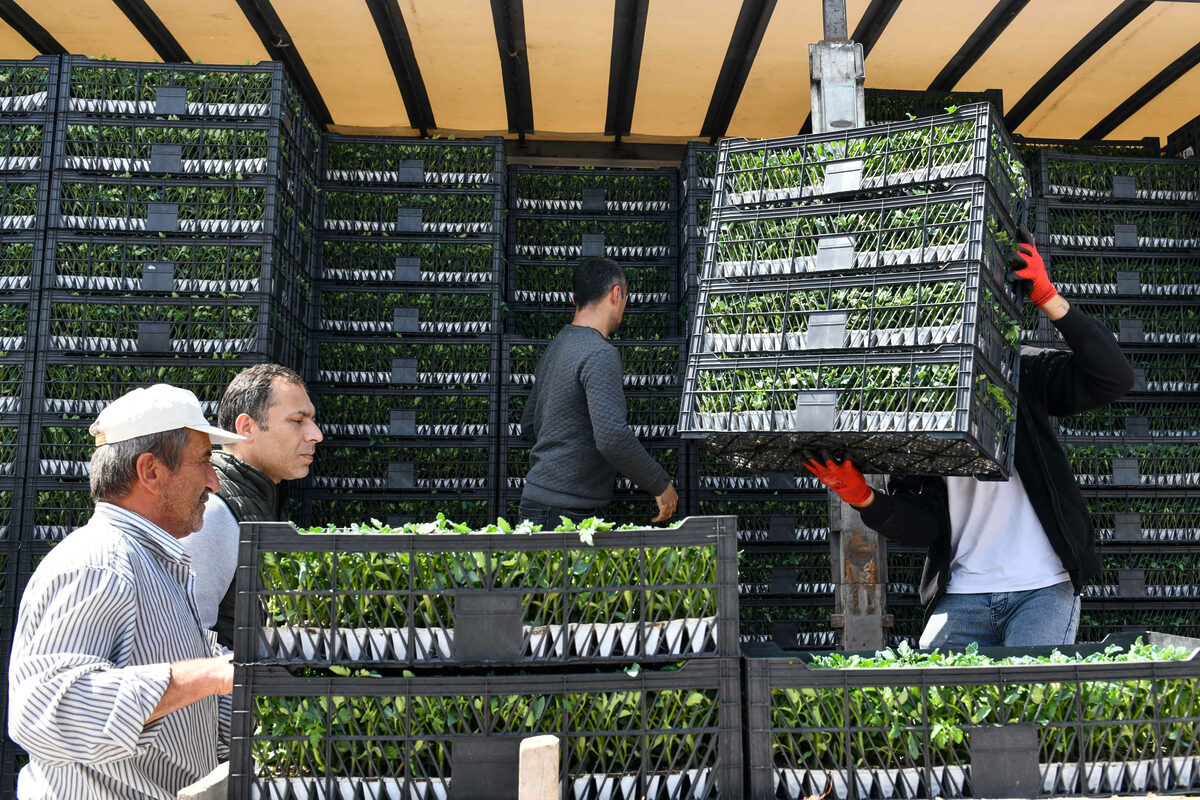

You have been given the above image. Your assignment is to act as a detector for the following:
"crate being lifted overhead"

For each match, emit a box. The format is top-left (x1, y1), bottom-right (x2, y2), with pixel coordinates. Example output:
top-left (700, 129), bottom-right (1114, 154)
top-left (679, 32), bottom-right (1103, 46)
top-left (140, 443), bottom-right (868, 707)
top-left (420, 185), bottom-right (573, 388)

top-left (679, 103), bottom-right (1029, 479)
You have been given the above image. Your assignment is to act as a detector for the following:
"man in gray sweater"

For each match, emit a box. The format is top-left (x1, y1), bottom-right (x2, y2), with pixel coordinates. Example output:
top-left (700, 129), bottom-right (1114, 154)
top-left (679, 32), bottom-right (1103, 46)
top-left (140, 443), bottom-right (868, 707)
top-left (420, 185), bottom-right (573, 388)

top-left (519, 256), bottom-right (679, 526)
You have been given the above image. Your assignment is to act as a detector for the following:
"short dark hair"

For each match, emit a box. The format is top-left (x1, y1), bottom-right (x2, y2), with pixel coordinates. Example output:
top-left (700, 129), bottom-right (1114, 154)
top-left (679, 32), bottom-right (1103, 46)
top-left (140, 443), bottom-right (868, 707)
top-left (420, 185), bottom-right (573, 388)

top-left (572, 256), bottom-right (626, 309)
top-left (218, 363), bottom-right (305, 432)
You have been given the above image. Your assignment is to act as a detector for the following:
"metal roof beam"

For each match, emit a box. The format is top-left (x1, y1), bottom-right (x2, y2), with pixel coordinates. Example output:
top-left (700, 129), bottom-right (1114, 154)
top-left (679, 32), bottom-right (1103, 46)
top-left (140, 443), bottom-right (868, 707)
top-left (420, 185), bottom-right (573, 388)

top-left (491, 0), bottom-right (534, 137)
top-left (365, 0), bottom-right (435, 134)
top-left (111, 0), bottom-right (188, 63)
top-left (233, 0), bottom-right (333, 126)
top-left (851, 0), bottom-right (902, 59)
top-left (604, 0), bottom-right (648, 138)
top-left (928, 0), bottom-right (1029, 94)
top-left (700, 0), bottom-right (776, 141)
top-left (1006, 0), bottom-right (1152, 131)
top-left (1083, 40), bottom-right (1200, 140)
top-left (0, 0), bottom-right (65, 54)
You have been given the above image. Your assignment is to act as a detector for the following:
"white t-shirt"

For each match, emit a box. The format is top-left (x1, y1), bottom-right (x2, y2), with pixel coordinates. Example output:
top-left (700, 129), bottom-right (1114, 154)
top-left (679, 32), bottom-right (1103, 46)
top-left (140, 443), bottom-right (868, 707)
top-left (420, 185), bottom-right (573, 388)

top-left (944, 472), bottom-right (1070, 594)
top-left (181, 495), bottom-right (240, 630)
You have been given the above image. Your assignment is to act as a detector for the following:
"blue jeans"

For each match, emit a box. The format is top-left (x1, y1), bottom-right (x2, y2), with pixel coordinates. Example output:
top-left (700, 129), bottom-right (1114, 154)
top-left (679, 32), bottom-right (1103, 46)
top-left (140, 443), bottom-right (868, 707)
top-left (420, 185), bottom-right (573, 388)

top-left (919, 580), bottom-right (1080, 649)
top-left (517, 498), bottom-right (603, 528)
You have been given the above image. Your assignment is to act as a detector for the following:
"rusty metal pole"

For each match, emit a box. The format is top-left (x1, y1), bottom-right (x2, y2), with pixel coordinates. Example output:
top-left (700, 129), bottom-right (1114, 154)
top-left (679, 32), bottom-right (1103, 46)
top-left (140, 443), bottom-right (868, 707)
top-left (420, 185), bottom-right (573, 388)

top-left (810, 0), bottom-right (890, 651)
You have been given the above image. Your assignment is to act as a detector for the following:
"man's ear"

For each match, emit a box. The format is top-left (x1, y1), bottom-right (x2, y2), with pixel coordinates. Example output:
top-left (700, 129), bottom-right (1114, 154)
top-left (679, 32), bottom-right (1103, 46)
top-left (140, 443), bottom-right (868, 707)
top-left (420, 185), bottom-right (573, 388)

top-left (134, 451), bottom-right (168, 495)
top-left (610, 283), bottom-right (623, 304)
top-left (234, 412), bottom-right (258, 440)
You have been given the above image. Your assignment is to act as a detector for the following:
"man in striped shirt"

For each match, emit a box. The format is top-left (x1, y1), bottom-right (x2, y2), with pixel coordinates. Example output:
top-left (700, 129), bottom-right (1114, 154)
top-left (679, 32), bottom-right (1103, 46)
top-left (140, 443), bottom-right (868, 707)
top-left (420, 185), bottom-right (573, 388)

top-left (8, 384), bottom-right (245, 800)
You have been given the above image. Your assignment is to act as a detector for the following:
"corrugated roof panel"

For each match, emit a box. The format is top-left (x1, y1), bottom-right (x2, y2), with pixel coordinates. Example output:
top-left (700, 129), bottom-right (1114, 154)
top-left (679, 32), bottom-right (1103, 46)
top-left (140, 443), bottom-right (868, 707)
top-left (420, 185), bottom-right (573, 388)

top-left (1110, 59), bottom-right (1200, 143)
top-left (631, 0), bottom-right (741, 137)
top-left (525, 0), bottom-right (612, 135)
top-left (144, 0), bottom-right (269, 66)
top-left (725, 0), bottom-right (823, 140)
top-left (0, 23), bottom-right (39, 59)
top-left (16, 0), bottom-right (159, 61)
top-left (1021, 2), bottom-right (1200, 139)
top-left (955, 0), bottom-right (1123, 124)
top-left (271, 0), bottom-right (409, 129)
top-left (866, 0), bottom-right (997, 89)
top-left (402, 0), bottom-right (508, 135)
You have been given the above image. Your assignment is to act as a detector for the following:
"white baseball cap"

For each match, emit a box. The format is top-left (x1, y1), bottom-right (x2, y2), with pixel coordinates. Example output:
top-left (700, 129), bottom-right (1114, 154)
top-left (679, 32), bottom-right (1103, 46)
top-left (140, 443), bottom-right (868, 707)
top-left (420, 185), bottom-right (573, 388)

top-left (90, 384), bottom-right (246, 447)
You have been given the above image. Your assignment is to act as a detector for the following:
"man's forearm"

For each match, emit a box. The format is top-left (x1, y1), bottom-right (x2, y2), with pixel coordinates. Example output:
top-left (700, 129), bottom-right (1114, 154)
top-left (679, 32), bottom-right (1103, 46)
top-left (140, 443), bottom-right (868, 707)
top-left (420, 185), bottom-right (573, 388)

top-left (147, 655), bottom-right (233, 724)
top-left (1039, 294), bottom-right (1070, 321)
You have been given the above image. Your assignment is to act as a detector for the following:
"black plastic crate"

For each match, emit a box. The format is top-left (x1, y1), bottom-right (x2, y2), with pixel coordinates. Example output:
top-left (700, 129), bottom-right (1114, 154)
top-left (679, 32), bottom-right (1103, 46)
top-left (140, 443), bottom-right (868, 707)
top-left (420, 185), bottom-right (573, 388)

top-left (0, 542), bottom-right (20, 645)
top-left (739, 546), bottom-right (834, 599)
top-left (32, 353), bottom-right (270, 418)
top-left (503, 337), bottom-right (683, 390)
top-left (58, 56), bottom-right (319, 159)
top-left (1014, 134), bottom-right (1160, 163)
top-left (233, 515), bottom-right (736, 667)
top-left (323, 133), bottom-right (505, 187)
top-left (505, 305), bottom-right (682, 341)
top-left (0, 234), bottom-right (41, 292)
top-left (503, 388), bottom-right (681, 441)
top-left (1023, 298), bottom-right (1199, 346)
top-left (509, 165), bottom-right (677, 213)
top-left (30, 421), bottom-right (101, 479)
top-left (316, 283), bottom-right (500, 337)
top-left (1078, 605), bottom-right (1200, 641)
top-left (691, 448), bottom-right (822, 492)
top-left (38, 290), bottom-right (307, 364)
top-left (738, 598), bottom-right (836, 649)
top-left (309, 440), bottom-right (495, 492)
top-left (0, 293), bottom-right (36, 354)
top-left (682, 346), bottom-right (1018, 479)
top-left (314, 338), bottom-right (497, 389)
top-left (297, 490), bottom-right (497, 530)
top-left (745, 632), bottom-right (1200, 800)
top-left (21, 479), bottom-right (93, 542)
top-left (715, 104), bottom-right (1030, 222)
top-left (320, 185), bottom-right (503, 236)
top-left (1066, 441), bottom-right (1200, 488)
top-left (1085, 490), bottom-right (1200, 543)
top-left (1057, 398), bottom-right (1200, 440)
top-left (0, 480), bottom-right (21, 543)
top-left (0, 423), bottom-right (26, 480)
top-left (692, 491), bottom-right (830, 544)
top-left (1038, 151), bottom-right (1198, 202)
top-left (511, 217), bottom-right (675, 259)
top-left (501, 440), bottom-right (685, 495)
top-left (319, 235), bottom-right (502, 286)
top-left (0, 116), bottom-right (53, 173)
top-left (0, 57), bottom-right (58, 115)
top-left (690, 261), bottom-right (1021, 372)
top-left (506, 257), bottom-right (678, 305)
top-left (864, 88), bottom-right (1003, 126)
top-left (0, 172), bottom-right (48, 233)
top-left (229, 657), bottom-right (742, 800)
top-left (1122, 348), bottom-right (1200, 393)
top-left (313, 385), bottom-right (497, 440)
top-left (1085, 544), bottom-right (1200, 599)
top-left (704, 180), bottom-right (1019, 282)
top-left (42, 231), bottom-right (311, 312)
top-left (1045, 248), bottom-right (1200, 297)
top-left (1035, 199), bottom-right (1200, 249)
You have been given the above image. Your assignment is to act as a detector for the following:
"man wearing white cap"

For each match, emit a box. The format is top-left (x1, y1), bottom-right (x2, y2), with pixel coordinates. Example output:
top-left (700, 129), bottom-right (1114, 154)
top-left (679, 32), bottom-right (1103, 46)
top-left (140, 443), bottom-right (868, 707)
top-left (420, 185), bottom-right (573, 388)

top-left (8, 384), bottom-right (244, 800)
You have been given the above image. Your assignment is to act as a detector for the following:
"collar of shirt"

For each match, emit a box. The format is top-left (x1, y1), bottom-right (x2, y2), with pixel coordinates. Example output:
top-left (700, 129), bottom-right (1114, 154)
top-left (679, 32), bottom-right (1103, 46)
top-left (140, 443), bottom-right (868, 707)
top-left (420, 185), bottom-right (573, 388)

top-left (91, 502), bottom-right (191, 570)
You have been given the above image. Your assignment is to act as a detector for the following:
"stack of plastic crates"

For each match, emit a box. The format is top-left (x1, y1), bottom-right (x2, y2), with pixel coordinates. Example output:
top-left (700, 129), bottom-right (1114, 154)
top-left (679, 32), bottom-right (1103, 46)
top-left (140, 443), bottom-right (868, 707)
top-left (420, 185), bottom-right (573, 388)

top-left (23, 57), bottom-right (319, 582)
top-left (229, 515), bottom-right (742, 800)
top-left (300, 136), bottom-right (505, 529)
top-left (501, 166), bottom-right (686, 526)
top-left (680, 142), bottom-right (717, 311)
top-left (679, 103), bottom-right (1032, 649)
top-left (1025, 147), bottom-right (1200, 641)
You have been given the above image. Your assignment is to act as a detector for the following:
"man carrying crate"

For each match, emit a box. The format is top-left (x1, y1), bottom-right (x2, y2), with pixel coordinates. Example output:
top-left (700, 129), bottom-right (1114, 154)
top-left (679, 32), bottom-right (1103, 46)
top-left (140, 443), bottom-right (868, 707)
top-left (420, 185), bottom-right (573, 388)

top-left (519, 256), bottom-right (679, 526)
top-left (8, 385), bottom-right (240, 800)
top-left (804, 229), bottom-right (1135, 648)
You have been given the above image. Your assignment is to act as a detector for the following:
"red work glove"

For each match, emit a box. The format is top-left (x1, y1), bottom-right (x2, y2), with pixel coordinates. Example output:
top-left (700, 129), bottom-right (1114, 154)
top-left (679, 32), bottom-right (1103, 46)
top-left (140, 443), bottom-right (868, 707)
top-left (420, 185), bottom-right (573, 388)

top-left (1006, 226), bottom-right (1058, 307)
top-left (802, 455), bottom-right (873, 506)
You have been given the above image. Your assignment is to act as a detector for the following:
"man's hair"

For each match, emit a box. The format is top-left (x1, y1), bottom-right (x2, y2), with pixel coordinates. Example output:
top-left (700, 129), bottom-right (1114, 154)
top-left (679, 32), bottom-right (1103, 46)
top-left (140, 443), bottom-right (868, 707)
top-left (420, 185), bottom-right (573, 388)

top-left (572, 256), bottom-right (626, 309)
top-left (217, 363), bottom-right (305, 432)
top-left (90, 428), bottom-right (191, 502)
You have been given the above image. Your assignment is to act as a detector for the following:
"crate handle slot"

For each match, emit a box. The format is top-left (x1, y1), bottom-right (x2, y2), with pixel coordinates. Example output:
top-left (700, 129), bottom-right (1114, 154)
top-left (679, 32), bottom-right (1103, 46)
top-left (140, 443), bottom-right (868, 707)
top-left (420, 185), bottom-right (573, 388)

top-left (452, 593), bottom-right (523, 661)
top-left (581, 187), bottom-right (606, 212)
top-left (396, 159), bottom-right (424, 183)
top-left (822, 158), bottom-right (863, 194)
top-left (1113, 512), bottom-right (1142, 541)
top-left (153, 86), bottom-right (187, 116)
top-left (396, 207), bottom-right (423, 233)
top-left (1114, 223), bottom-right (1138, 248)
top-left (815, 234), bottom-right (855, 272)
top-left (394, 256), bottom-right (421, 282)
top-left (392, 307), bottom-right (419, 333)
top-left (387, 462), bottom-right (414, 489)
top-left (137, 322), bottom-right (171, 353)
top-left (147, 202), bottom-right (179, 233)
top-left (1112, 174), bottom-right (1136, 200)
top-left (581, 233), bottom-right (605, 257)
top-left (149, 143), bottom-right (183, 173)
top-left (391, 358), bottom-right (418, 383)
top-left (140, 262), bottom-right (175, 292)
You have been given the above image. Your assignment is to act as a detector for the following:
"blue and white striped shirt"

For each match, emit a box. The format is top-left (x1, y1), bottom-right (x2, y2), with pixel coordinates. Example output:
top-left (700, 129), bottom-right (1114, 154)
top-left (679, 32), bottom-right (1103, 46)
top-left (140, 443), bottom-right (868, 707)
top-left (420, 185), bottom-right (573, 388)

top-left (8, 502), bottom-right (231, 800)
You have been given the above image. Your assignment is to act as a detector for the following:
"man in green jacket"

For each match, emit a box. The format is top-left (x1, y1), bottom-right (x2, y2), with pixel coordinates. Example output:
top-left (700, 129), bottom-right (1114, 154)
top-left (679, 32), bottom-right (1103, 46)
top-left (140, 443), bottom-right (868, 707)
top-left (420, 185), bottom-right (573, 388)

top-left (182, 364), bottom-right (323, 649)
